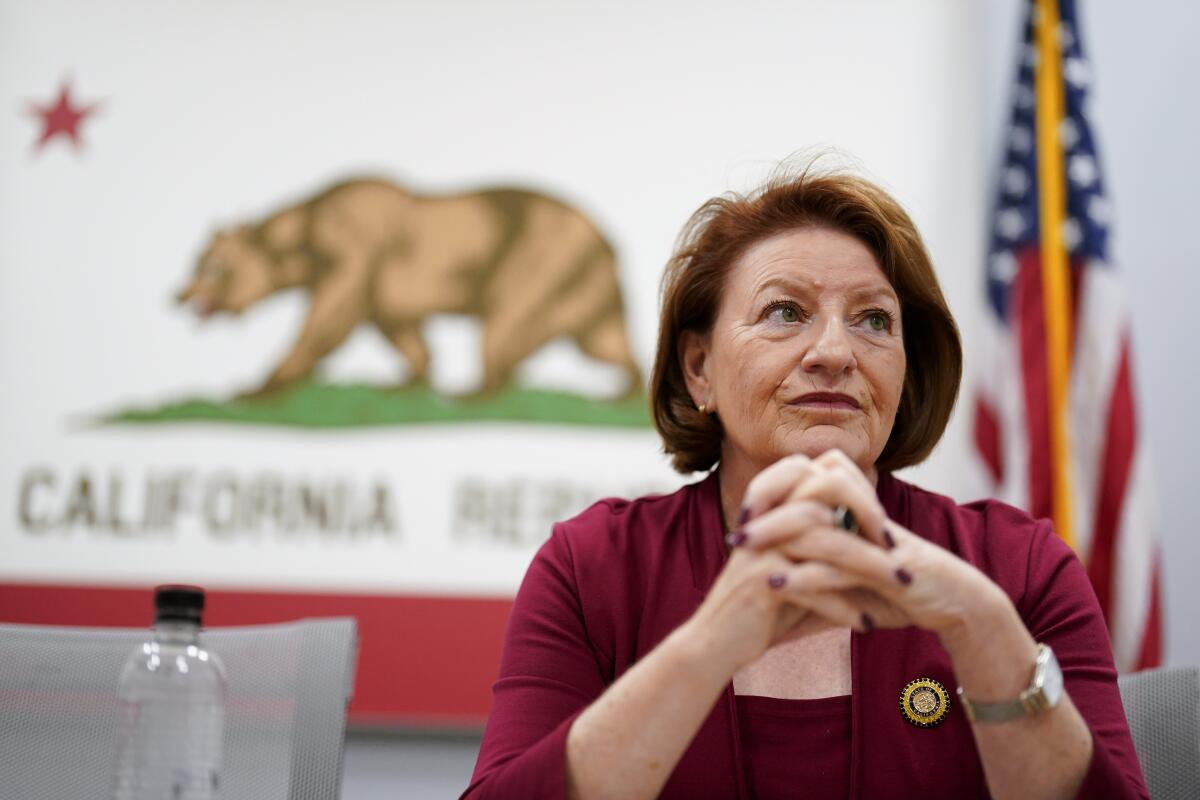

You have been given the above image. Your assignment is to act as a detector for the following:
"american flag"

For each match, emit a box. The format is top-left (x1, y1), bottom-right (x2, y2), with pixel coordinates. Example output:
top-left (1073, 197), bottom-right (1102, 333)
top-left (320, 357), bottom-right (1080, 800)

top-left (972, 0), bottom-right (1162, 671)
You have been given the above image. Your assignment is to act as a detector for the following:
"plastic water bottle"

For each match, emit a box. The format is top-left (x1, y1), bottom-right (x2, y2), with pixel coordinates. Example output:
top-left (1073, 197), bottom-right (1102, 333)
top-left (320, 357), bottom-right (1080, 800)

top-left (111, 585), bottom-right (227, 800)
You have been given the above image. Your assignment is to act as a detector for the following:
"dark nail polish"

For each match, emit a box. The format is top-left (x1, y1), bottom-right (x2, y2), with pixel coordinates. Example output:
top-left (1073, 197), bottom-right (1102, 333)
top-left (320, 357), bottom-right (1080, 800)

top-left (767, 573), bottom-right (786, 589)
top-left (895, 568), bottom-right (913, 585)
top-left (883, 528), bottom-right (896, 549)
top-left (725, 531), bottom-right (748, 548)
top-left (861, 612), bottom-right (875, 632)
top-left (737, 506), bottom-right (752, 525)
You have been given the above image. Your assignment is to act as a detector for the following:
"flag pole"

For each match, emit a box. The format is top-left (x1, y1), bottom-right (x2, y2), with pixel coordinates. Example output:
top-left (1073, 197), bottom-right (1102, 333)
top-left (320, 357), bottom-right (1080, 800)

top-left (1033, 0), bottom-right (1077, 549)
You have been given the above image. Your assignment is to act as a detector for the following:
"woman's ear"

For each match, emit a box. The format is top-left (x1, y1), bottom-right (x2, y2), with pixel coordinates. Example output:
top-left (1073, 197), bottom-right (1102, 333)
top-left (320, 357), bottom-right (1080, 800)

top-left (678, 330), bottom-right (712, 411)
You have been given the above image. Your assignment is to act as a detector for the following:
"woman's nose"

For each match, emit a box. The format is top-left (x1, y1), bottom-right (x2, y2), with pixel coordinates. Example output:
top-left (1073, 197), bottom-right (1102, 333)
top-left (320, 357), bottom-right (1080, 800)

top-left (800, 317), bottom-right (857, 375)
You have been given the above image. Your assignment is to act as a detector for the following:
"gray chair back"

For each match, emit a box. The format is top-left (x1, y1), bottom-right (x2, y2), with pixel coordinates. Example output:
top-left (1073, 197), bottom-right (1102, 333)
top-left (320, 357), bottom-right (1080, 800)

top-left (1118, 665), bottom-right (1200, 799)
top-left (0, 618), bottom-right (358, 800)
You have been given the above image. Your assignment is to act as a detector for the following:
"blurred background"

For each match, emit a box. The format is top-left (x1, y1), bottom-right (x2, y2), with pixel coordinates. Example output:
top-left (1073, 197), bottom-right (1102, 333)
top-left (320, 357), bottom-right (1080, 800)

top-left (1, 0), bottom-right (1196, 796)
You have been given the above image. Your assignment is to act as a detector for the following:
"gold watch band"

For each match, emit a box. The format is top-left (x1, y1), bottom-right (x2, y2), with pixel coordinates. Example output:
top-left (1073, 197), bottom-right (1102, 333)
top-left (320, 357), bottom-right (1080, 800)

top-left (956, 643), bottom-right (1063, 724)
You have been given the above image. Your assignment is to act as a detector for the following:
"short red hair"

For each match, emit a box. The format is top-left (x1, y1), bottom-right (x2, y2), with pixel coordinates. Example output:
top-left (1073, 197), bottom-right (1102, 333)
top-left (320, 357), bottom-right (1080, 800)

top-left (650, 169), bottom-right (962, 474)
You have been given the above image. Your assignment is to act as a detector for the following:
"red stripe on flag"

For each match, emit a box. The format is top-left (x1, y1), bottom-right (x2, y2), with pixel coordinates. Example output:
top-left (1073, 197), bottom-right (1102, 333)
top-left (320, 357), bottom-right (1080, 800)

top-left (1069, 258), bottom-right (1085, 360)
top-left (1014, 245), bottom-right (1053, 521)
top-left (0, 582), bottom-right (512, 728)
top-left (1135, 554), bottom-right (1164, 669)
top-left (973, 394), bottom-right (1004, 484)
top-left (1087, 334), bottom-right (1136, 626)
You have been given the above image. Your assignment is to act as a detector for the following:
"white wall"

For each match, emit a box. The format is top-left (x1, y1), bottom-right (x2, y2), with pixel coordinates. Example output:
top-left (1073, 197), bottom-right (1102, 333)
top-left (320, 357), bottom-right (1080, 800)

top-left (1081, 0), bottom-right (1200, 670)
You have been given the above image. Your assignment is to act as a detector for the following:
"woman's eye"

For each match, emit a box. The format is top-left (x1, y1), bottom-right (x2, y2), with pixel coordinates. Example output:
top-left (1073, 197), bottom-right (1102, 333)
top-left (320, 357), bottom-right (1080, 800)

top-left (766, 303), bottom-right (803, 323)
top-left (864, 311), bottom-right (891, 332)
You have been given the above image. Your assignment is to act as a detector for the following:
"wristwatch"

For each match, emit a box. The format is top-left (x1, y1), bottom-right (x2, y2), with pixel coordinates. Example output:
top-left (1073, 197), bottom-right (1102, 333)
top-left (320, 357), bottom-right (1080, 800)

top-left (957, 643), bottom-right (1064, 723)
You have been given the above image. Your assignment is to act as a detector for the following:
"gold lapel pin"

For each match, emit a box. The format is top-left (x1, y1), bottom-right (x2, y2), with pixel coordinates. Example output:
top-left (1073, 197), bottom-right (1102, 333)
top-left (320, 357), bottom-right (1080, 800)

top-left (900, 678), bottom-right (950, 728)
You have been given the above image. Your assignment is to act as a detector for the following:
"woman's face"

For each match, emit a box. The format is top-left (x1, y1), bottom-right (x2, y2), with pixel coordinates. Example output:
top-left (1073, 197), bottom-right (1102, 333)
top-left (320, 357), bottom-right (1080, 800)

top-left (682, 226), bottom-right (906, 480)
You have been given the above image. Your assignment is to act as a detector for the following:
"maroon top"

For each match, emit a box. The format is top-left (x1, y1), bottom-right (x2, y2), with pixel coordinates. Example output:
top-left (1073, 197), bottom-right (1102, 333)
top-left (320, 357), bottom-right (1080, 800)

top-left (462, 471), bottom-right (1150, 799)
top-left (736, 694), bottom-right (851, 799)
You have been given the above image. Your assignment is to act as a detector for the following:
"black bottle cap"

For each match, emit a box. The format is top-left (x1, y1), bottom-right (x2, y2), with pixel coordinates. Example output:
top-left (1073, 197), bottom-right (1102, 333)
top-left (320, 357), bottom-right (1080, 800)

top-left (154, 584), bottom-right (205, 624)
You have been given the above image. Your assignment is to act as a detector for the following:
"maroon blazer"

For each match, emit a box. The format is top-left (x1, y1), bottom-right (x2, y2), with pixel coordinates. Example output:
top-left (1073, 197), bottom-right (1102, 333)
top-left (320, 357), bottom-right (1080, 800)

top-left (463, 471), bottom-right (1149, 799)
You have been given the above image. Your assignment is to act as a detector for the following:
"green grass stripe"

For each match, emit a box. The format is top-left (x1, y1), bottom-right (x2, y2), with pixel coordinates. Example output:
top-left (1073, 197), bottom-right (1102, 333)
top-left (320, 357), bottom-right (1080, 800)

top-left (102, 381), bottom-right (652, 429)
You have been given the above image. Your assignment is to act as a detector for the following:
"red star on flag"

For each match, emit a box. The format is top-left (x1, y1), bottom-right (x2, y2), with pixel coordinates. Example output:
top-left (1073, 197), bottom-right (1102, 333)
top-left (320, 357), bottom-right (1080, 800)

top-left (29, 80), bottom-right (100, 152)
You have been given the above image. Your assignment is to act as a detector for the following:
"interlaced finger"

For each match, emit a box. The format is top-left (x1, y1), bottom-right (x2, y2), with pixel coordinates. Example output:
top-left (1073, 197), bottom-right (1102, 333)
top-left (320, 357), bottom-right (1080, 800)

top-left (785, 468), bottom-right (890, 549)
top-left (740, 454), bottom-right (821, 520)
top-left (767, 528), bottom-right (906, 597)
top-left (737, 500), bottom-right (833, 551)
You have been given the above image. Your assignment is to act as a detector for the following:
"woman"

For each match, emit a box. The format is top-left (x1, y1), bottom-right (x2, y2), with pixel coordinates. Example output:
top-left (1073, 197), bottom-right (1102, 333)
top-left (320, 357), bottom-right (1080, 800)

top-left (462, 170), bottom-right (1149, 799)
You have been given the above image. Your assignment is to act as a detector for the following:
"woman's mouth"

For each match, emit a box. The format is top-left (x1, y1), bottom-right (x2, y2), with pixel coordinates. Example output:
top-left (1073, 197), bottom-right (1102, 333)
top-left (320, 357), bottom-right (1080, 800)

top-left (790, 392), bottom-right (861, 411)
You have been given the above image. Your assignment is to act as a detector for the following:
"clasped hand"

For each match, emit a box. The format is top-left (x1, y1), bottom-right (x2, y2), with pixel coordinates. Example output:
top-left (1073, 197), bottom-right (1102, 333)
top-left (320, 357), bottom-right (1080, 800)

top-left (691, 450), bottom-right (1004, 672)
